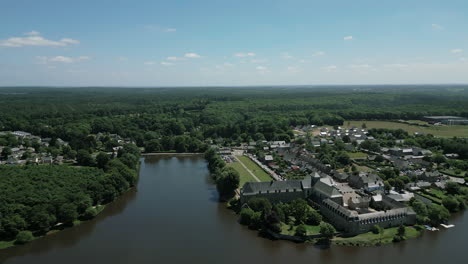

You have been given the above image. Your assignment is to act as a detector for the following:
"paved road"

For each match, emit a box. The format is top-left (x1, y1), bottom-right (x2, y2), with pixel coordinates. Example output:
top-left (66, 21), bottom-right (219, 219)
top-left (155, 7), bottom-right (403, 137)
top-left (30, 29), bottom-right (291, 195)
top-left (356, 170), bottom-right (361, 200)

top-left (234, 156), bottom-right (261, 182)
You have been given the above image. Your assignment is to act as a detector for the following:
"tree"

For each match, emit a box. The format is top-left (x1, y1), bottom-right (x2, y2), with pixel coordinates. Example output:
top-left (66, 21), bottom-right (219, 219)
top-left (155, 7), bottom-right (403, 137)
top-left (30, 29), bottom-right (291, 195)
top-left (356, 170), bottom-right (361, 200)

top-left (239, 208), bottom-right (255, 226)
top-left (432, 154), bottom-right (446, 165)
top-left (247, 197), bottom-right (272, 213)
top-left (428, 204), bottom-right (450, 225)
top-left (215, 167), bottom-right (240, 199)
top-left (375, 155), bottom-right (384, 163)
top-left (445, 182), bottom-right (461, 195)
top-left (335, 152), bottom-right (351, 166)
top-left (362, 123), bottom-right (367, 129)
top-left (57, 204), bottom-right (78, 224)
top-left (319, 222), bottom-right (336, 243)
top-left (393, 179), bottom-right (405, 192)
top-left (1, 147), bottom-right (12, 160)
top-left (96, 152), bottom-right (110, 169)
top-left (397, 225), bottom-right (406, 237)
top-left (289, 199), bottom-right (310, 224)
top-left (82, 207), bottom-right (98, 220)
top-left (295, 224), bottom-right (307, 237)
top-left (15, 231), bottom-right (33, 245)
top-left (76, 149), bottom-right (95, 166)
top-left (306, 209), bottom-right (322, 225)
top-left (442, 196), bottom-right (460, 213)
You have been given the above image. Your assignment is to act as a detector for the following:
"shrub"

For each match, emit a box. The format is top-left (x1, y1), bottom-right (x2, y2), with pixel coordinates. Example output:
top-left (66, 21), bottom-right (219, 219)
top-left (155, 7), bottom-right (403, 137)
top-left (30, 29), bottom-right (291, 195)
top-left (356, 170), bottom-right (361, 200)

top-left (295, 224), bottom-right (307, 237)
top-left (15, 231), bottom-right (33, 245)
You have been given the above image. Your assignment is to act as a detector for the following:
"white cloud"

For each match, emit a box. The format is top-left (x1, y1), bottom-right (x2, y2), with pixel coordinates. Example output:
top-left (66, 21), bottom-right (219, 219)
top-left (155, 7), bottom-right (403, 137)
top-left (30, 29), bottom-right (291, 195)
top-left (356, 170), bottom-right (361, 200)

top-left (451, 49), bottom-right (463, 54)
top-left (460, 57), bottom-right (467, 62)
top-left (184, 53), bottom-right (201, 58)
top-left (235, 52), bottom-right (256, 57)
top-left (166, 56), bottom-right (185, 61)
top-left (0, 32), bottom-right (80, 47)
top-left (312, 51), bottom-right (325, 56)
top-left (250, 59), bottom-right (268, 63)
top-left (161, 61), bottom-right (174, 66)
top-left (431, 24), bottom-right (444, 30)
top-left (164, 28), bottom-right (177, 32)
top-left (25, 31), bottom-right (40, 36)
top-left (322, 65), bottom-right (337, 71)
top-left (144, 61), bottom-right (156, 65)
top-left (256, 66), bottom-right (267, 70)
top-left (36, 56), bottom-right (90, 64)
top-left (343, 36), bottom-right (353, 40)
top-left (115, 57), bottom-right (128, 61)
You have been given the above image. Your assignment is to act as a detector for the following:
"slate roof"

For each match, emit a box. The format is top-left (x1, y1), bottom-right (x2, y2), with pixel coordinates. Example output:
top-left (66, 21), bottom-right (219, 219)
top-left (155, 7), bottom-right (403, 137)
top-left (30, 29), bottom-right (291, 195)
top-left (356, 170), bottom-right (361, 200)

top-left (242, 180), bottom-right (303, 195)
top-left (313, 177), bottom-right (342, 198)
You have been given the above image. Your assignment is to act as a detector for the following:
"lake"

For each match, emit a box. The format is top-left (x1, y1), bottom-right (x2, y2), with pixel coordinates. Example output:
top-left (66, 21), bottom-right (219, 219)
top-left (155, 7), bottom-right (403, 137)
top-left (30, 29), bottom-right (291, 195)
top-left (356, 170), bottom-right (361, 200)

top-left (1, 155), bottom-right (466, 264)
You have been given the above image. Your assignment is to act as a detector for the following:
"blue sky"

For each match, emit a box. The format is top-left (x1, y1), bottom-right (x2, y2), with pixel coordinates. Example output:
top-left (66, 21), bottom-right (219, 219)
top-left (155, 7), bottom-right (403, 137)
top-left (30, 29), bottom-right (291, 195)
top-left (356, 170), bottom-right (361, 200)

top-left (1, 0), bottom-right (467, 86)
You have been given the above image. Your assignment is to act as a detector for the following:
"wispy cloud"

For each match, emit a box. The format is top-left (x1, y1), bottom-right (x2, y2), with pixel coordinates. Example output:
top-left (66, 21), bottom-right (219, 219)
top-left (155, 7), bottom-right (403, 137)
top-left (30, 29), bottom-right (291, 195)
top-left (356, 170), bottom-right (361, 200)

top-left (322, 65), bottom-right (337, 71)
top-left (1, 31), bottom-right (79, 47)
top-left (36, 56), bottom-right (90, 64)
top-left (235, 52), bottom-right (256, 57)
top-left (312, 51), bottom-right (326, 56)
top-left (431, 24), bottom-right (444, 30)
top-left (286, 66), bottom-right (301, 73)
top-left (161, 61), bottom-right (174, 66)
top-left (115, 57), bottom-right (128, 61)
top-left (343, 36), bottom-right (353, 40)
top-left (250, 59), bottom-right (268, 63)
top-left (144, 61), bottom-right (156, 65)
top-left (184, 53), bottom-right (202, 58)
top-left (451, 49), bottom-right (463, 54)
top-left (281, 52), bottom-right (293, 59)
top-left (256, 66), bottom-right (267, 70)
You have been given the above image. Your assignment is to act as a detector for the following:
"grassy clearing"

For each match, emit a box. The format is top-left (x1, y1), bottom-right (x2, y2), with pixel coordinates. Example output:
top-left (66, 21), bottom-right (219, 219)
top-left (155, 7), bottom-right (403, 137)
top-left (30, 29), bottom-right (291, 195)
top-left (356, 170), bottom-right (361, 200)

top-left (354, 164), bottom-right (374, 173)
top-left (333, 226), bottom-right (421, 246)
top-left (227, 161), bottom-right (257, 185)
top-left (345, 120), bottom-right (468, 138)
top-left (348, 152), bottom-right (368, 159)
top-left (237, 156), bottom-right (272, 182)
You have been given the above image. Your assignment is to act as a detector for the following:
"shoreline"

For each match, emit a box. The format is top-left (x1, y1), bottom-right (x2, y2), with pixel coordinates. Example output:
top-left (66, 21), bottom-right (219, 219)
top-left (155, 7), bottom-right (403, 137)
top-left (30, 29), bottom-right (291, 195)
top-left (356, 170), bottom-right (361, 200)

top-left (142, 152), bottom-right (203, 156)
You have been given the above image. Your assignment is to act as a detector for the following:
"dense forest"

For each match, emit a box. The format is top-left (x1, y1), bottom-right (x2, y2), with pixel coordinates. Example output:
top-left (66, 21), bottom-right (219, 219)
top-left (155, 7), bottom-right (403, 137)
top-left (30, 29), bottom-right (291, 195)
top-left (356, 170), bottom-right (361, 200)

top-left (0, 144), bottom-right (140, 242)
top-left (0, 86), bottom-right (467, 154)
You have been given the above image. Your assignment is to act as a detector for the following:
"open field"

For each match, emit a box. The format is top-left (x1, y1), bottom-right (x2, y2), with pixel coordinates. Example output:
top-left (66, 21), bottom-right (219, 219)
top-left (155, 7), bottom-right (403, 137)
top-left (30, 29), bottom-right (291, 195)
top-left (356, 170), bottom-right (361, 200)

top-left (333, 226), bottom-right (421, 246)
top-left (345, 121), bottom-right (468, 137)
top-left (237, 156), bottom-right (273, 182)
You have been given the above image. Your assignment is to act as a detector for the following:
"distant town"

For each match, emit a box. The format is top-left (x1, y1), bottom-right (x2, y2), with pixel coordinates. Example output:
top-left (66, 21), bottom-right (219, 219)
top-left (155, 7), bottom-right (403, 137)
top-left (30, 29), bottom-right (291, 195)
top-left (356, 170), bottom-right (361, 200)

top-left (209, 116), bottom-right (467, 243)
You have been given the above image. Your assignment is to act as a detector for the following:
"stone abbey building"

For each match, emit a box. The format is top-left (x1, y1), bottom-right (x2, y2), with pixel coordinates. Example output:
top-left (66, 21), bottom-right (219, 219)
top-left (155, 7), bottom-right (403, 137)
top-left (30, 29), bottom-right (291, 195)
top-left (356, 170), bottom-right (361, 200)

top-left (240, 172), bottom-right (416, 235)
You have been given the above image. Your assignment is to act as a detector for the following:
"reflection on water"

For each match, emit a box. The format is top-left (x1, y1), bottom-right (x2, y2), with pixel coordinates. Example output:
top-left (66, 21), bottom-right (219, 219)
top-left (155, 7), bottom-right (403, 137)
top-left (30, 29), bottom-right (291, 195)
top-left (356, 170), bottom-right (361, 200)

top-left (1, 155), bottom-right (466, 264)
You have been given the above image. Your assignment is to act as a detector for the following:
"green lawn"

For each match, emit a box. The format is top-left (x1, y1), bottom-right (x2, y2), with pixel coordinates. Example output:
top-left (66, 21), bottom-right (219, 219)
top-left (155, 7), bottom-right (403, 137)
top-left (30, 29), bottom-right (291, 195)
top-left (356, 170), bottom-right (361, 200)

top-left (237, 156), bottom-right (273, 182)
top-left (346, 120), bottom-right (468, 138)
top-left (333, 226), bottom-right (421, 246)
top-left (226, 161), bottom-right (257, 185)
top-left (348, 152), bottom-right (368, 159)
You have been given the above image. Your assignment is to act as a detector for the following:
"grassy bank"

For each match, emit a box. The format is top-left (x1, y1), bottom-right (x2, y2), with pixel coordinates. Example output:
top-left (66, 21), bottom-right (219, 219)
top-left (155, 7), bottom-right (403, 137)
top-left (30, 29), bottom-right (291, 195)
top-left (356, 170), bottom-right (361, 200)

top-left (333, 226), bottom-right (422, 246)
top-left (280, 223), bottom-right (321, 236)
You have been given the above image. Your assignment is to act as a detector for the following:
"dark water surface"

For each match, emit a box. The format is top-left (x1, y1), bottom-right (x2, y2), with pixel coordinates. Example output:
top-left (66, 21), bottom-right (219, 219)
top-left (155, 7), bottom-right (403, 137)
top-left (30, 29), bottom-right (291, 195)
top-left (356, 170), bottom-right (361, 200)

top-left (1, 155), bottom-right (466, 264)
